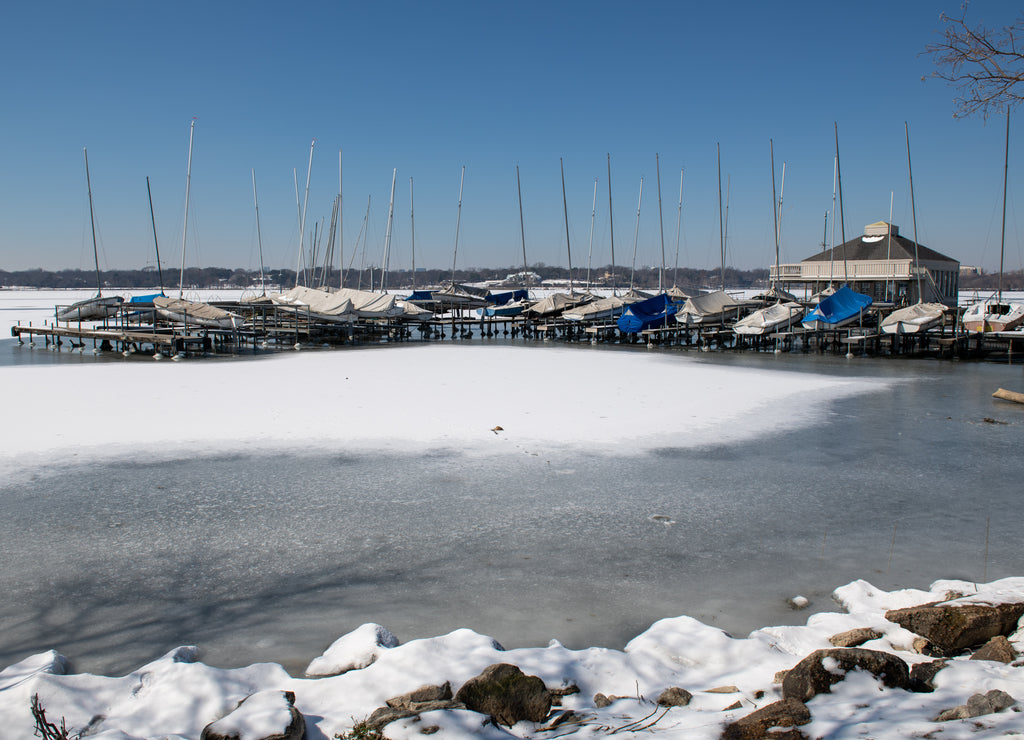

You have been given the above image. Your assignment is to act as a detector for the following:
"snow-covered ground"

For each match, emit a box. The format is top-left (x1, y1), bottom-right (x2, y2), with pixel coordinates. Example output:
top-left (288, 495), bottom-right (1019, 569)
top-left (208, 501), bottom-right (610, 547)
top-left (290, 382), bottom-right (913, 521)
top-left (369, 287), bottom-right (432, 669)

top-left (5, 578), bottom-right (1024, 739)
top-left (3, 289), bottom-right (1024, 738)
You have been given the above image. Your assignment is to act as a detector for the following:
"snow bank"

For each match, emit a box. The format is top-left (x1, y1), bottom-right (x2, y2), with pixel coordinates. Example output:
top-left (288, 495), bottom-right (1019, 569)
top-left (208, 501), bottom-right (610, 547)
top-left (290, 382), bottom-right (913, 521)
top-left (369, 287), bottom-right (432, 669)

top-left (4, 577), bottom-right (1024, 739)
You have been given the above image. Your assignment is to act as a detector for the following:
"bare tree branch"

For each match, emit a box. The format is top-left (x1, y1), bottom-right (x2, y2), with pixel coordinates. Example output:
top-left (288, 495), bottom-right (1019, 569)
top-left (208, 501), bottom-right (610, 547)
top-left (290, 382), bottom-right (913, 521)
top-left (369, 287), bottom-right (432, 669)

top-left (924, 4), bottom-right (1024, 118)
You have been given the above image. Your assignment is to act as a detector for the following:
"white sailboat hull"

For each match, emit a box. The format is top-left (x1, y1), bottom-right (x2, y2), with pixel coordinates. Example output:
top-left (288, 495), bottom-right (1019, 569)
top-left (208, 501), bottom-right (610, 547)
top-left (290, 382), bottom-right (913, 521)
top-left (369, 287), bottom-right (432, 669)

top-left (962, 300), bottom-right (1024, 333)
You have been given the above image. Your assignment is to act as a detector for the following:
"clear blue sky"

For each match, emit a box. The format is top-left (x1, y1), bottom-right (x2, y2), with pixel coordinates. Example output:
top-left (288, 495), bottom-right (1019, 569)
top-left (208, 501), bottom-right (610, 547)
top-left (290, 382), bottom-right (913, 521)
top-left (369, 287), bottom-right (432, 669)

top-left (1, 0), bottom-right (1021, 276)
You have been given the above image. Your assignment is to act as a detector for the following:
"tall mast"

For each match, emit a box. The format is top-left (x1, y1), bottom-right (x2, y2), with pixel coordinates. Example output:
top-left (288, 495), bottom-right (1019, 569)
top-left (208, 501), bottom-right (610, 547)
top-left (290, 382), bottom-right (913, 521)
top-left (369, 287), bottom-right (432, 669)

top-left (607, 153), bottom-right (617, 295)
top-left (451, 165), bottom-right (465, 284)
top-left (381, 167), bottom-right (397, 293)
top-left (835, 122), bottom-right (848, 283)
top-left (999, 108), bottom-right (1011, 302)
top-left (586, 177), bottom-right (597, 291)
top-left (298, 139), bottom-right (315, 287)
top-left (629, 176), bottom-right (643, 292)
top-left (885, 190), bottom-right (894, 301)
top-left (516, 165), bottom-right (528, 285)
top-left (560, 157), bottom-right (574, 295)
top-left (83, 148), bottom-right (101, 296)
top-left (777, 162), bottom-right (786, 290)
top-left (251, 169), bottom-right (266, 296)
top-left (905, 122), bottom-right (923, 303)
top-left (674, 168), bottom-right (683, 288)
top-left (145, 176), bottom-right (165, 295)
top-left (656, 153), bottom-right (666, 293)
top-left (293, 168), bottom-right (301, 286)
top-left (717, 143), bottom-right (725, 291)
top-left (829, 156), bottom-right (837, 288)
top-left (344, 149), bottom-right (348, 288)
top-left (770, 140), bottom-right (779, 289)
top-left (410, 177), bottom-right (416, 290)
top-left (178, 119), bottom-right (195, 297)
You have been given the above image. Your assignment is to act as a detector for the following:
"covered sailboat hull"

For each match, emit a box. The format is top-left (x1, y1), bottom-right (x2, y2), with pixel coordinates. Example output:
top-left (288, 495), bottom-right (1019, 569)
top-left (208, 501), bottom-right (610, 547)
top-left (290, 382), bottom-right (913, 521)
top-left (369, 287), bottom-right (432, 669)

top-left (880, 302), bottom-right (946, 334)
top-left (617, 294), bottom-right (677, 333)
top-left (733, 302), bottom-right (805, 335)
top-left (154, 296), bottom-right (243, 329)
top-left (801, 286), bottom-right (872, 329)
top-left (57, 295), bottom-right (123, 321)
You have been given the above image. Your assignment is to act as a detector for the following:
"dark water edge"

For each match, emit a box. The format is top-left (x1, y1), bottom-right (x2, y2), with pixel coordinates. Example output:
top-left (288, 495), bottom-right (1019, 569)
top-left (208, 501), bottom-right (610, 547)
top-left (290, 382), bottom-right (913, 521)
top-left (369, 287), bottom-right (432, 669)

top-left (1, 342), bottom-right (1023, 676)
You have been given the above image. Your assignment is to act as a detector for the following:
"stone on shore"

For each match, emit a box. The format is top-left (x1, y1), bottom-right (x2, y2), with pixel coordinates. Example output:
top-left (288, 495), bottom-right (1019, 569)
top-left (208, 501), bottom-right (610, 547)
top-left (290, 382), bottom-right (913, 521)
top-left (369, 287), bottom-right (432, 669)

top-left (720, 699), bottom-right (811, 740)
top-left (454, 663), bottom-right (552, 727)
top-left (781, 648), bottom-right (913, 703)
top-left (884, 601), bottom-right (1024, 656)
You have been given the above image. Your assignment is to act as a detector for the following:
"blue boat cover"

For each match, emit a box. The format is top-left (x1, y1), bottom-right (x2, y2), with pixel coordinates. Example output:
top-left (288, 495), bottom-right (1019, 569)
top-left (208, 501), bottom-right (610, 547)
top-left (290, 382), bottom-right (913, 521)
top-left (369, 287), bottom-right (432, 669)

top-left (128, 293), bottom-right (164, 304)
top-left (405, 290), bottom-right (436, 302)
top-left (487, 289), bottom-right (529, 305)
top-left (617, 293), bottom-right (678, 333)
top-left (801, 285), bottom-right (872, 326)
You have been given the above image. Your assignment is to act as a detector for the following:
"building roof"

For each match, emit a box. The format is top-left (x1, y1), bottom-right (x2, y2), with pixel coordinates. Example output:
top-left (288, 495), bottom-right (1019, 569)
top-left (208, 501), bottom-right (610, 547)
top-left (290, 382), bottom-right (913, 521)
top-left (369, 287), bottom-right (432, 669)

top-left (804, 225), bottom-right (957, 266)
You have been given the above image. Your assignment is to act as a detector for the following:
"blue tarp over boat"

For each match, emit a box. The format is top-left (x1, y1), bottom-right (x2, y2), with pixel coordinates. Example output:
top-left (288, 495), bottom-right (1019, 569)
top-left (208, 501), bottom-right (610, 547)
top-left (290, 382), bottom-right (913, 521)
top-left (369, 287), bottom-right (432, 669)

top-left (617, 293), bottom-right (678, 334)
top-left (487, 289), bottom-right (529, 305)
top-left (801, 285), bottom-right (872, 327)
top-left (405, 290), bottom-right (435, 302)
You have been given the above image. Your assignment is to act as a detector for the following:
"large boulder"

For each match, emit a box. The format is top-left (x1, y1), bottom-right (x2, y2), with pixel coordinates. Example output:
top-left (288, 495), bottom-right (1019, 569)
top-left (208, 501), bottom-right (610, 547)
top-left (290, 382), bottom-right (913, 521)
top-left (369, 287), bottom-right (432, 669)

top-left (200, 690), bottom-right (304, 740)
top-left (884, 602), bottom-right (1024, 657)
top-left (720, 699), bottom-right (811, 740)
top-left (454, 663), bottom-right (551, 726)
top-left (781, 649), bottom-right (912, 703)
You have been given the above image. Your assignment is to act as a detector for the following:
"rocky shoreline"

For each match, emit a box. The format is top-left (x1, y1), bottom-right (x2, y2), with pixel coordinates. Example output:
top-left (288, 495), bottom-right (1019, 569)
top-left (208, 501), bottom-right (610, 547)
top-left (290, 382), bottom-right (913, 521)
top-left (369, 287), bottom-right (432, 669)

top-left (5, 578), bottom-right (1024, 739)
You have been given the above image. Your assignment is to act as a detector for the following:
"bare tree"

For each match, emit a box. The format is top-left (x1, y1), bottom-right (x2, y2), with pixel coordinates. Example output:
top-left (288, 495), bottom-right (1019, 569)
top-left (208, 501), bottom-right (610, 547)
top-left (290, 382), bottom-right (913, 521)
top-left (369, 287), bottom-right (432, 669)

top-left (925, 6), bottom-right (1024, 118)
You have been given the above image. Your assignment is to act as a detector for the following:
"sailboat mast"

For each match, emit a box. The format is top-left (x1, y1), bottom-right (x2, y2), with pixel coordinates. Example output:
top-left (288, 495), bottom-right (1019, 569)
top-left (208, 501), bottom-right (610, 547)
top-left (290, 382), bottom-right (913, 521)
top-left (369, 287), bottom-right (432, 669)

top-left (145, 176), bottom-right (165, 295)
top-left (905, 122), bottom-right (923, 303)
top-left (629, 176), bottom-right (643, 292)
top-left (607, 153), bottom-right (617, 295)
top-left (770, 140), bottom-right (779, 289)
top-left (82, 148), bottom-right (101, 296)
top-left (178, 119), bottom-right (195, 297)
top-left (717, 143), bottom-right (725, 291)
top-left (674, 168), bottom-right (683, 287)
top-left (298, 139), bottom-right (315, 287)
top-left (560, 157), bottom-right (574, 295)
top-left (656, 153), bottom-right (666, 294)
top-left (835, 122), bottom-right (848, 283)
top-left (886, 191), bottom-right (894, 300)
top-left (250, 170), bottom-right (266, 295)
top-left (829, 156), bottom-right (837, 288)
top-left (410, 177), bottom-right (416, 290)
top-left (586, 177), bottom-right (597, 291)
top-left (516, 165), bottom-right (528, 285)
top-left (381, 168), bottom-right (397, 293)
top-left (451, 165), bottom-right (465, 285)
top-left (999, 108), bottom-right (1010, 302)
top-left (344, 149), bottom-right (348, 288)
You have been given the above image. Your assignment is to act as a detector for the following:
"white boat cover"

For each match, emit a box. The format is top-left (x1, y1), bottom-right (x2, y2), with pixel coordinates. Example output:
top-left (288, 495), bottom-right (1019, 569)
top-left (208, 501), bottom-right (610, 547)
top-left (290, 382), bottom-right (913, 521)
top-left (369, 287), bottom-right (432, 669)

top-left (733, 301), bottom-right (804, 335)
top-left (154, 296), bottom-right (243, 329)
top-left (272, 286), bottom-right (402, 318)
top-left (271, 286), bottom-right (354, 319)
top-left (56, 294), bottom-right (123, 322)
top-left (665, 286), bottom-right (695, 301)
top-left (397, 301), bottom-right (433, 321)
top-left (676, 290), bottom-right (740, 325)
top-left (880, 302), bottom-right (946, 334)
top-left (563, 294), bottom-right (636, 321)
top-left (523, 293), bottom-right (591, 318)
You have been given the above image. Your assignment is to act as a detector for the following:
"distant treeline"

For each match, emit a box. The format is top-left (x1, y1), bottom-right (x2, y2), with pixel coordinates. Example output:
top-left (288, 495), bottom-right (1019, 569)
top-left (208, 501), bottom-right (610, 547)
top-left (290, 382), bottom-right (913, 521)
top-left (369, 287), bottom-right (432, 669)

top-left (1, 265), bottom-right (772, 291)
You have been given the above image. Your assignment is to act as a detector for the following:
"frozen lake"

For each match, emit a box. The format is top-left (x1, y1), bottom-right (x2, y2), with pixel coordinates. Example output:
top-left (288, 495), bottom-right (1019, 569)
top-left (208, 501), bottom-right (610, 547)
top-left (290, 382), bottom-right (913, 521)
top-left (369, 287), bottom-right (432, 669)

top-left (2, 338), bottom-right (1023, 676)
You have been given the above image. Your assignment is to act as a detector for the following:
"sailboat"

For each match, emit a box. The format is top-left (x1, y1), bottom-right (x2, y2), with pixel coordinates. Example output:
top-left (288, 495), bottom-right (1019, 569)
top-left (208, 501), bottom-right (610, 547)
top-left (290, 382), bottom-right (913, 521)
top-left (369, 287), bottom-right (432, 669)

top-left (734, 140), bottom-right (804, 334)
top-left (155, 120), bottom-right (244, 330)
top-left (880, 123), bottom-right (946, 336)
top-left (963, 110), bottom-right (1024, 333)
top-left (57, 149), bottom-right (124, 322)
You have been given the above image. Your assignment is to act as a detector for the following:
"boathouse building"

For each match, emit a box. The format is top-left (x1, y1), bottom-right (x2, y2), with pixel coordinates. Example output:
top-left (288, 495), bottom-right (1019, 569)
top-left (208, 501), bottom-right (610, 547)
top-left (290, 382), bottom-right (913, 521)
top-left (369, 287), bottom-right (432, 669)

top-left (770, 221), bottom-right (960, 306)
